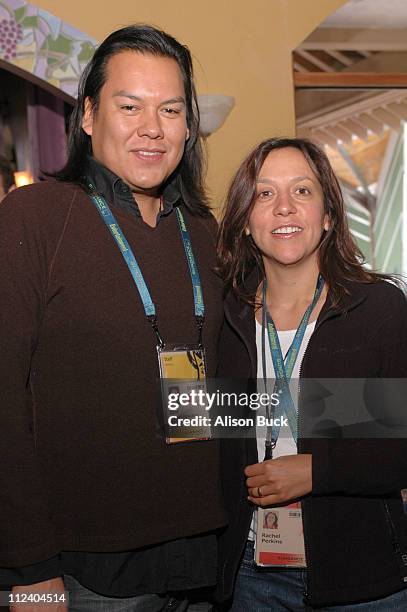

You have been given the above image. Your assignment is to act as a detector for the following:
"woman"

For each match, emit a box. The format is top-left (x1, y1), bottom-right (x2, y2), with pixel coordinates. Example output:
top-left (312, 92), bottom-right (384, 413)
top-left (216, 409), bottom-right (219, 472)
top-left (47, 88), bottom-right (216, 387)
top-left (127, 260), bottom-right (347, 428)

top-left (216, 138), bottom-right (407, 610)
top-left (263, 511), bottom-right (279, 530)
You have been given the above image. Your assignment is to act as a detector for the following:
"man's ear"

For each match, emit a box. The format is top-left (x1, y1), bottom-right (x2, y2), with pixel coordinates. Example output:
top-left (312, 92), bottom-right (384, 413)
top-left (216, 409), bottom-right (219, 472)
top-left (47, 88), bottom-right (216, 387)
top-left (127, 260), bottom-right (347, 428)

top-left (82, 97), bottom-right (94, 136)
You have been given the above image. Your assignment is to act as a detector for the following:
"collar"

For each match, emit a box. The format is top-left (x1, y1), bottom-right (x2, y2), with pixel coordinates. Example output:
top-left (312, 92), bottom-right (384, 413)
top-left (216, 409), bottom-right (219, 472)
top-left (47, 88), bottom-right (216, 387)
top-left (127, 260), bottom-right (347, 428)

top-left (225, 270), bottom-right (368, 323)
top-left (315, 279), bottom-right (367, 327)
top-left (224, 270), bottom-right (368, 373)
top-left (86, 156), bottom-right (181, 220)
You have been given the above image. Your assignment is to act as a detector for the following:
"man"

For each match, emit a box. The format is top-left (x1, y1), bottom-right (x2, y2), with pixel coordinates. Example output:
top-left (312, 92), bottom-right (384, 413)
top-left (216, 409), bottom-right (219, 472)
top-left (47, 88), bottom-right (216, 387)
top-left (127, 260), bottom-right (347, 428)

top-left (0, 25), bottom-right (226, 611)
top-left (0, 155), bottom-right (15, 202)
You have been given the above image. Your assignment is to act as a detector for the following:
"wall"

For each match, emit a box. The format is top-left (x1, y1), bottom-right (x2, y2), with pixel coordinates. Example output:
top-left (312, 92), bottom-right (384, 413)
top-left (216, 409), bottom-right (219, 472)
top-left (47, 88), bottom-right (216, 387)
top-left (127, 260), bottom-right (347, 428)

top-left (27, 0), bottom-right (345, 207)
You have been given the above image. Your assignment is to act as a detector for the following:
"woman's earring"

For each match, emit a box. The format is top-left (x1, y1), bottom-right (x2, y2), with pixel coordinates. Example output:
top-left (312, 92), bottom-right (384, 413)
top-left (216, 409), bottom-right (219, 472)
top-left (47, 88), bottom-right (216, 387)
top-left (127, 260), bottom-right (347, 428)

top-left (245, 227), bottom-right (251, 236)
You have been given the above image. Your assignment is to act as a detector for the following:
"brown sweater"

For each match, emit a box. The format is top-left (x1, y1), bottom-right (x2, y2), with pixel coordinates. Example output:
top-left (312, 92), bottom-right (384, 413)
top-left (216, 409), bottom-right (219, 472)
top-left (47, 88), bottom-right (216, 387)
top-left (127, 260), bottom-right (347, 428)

top-left (0, 179), bottom-right (226, 567)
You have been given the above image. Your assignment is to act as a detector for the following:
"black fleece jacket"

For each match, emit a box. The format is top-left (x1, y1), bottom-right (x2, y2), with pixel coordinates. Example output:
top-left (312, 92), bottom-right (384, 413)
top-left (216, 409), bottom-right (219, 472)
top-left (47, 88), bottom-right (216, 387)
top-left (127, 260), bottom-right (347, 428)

top-left (216, 278), bottom-right (407, 607)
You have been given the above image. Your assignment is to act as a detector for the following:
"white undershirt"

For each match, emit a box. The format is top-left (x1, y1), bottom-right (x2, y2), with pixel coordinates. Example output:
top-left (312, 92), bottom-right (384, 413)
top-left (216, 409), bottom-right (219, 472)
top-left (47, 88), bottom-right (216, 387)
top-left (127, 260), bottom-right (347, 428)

top-left (248, 319), bottom-right (316, 540)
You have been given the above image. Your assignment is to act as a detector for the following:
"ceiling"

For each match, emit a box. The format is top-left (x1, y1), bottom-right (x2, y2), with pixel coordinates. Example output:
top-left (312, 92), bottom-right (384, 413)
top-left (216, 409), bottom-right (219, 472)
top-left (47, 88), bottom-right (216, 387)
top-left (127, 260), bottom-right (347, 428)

top-left (321, 0), bottom-right (407, 29)
top-left (325, 130), bottom-right (390, 189)
top-left (295, 0), bottom-right (407, 153)
top-left (297, 90), bottom-right (407, 149)
top-left (294, 0), bottom-right (407, 198)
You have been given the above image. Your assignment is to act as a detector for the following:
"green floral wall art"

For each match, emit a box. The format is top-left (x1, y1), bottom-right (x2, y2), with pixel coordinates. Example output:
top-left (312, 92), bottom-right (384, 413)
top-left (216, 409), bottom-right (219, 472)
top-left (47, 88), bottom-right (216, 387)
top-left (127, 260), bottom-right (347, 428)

top-left (0, 0), bottom-right (96, 98)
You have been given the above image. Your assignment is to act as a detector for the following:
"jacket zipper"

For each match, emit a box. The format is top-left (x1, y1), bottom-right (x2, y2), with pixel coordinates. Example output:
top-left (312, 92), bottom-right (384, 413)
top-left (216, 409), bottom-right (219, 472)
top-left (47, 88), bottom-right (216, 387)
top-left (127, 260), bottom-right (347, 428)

top-left (382, 500), bottom-right (407, 581)
top-left (297, 327), bottom-right (315, 601)
top-left (297, 310), bottom-right (340, 602)
top-left (383, 500), bottom-right (401, 554)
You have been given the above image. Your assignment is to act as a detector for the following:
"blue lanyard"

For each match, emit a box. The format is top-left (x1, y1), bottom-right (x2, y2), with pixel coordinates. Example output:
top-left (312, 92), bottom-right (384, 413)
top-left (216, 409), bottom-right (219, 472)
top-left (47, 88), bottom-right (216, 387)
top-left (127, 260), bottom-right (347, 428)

top-left (87, 182), bottom-right (205, 347)
top-left (261, 275), bottom-right (324, 459)
top-left (175, 206), bottom-right (205, 320)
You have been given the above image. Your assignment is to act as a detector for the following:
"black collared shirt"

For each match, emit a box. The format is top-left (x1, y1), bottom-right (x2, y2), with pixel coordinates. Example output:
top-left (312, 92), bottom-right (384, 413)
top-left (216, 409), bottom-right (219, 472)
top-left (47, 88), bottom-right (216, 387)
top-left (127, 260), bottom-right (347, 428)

top-left (86, 156), bottom-right (180, 221)
top-left (0, 159), bottom-right (219, 597)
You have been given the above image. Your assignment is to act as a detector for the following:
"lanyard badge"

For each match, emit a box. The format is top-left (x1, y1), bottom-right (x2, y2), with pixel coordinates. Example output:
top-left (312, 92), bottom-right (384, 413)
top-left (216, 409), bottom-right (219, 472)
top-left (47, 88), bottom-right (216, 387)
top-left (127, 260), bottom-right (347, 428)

top-left (261, 274), bottom-right (324, 459)
top-left (255, 274), bottom-right (324, 569)
top-left (157, 343), bottom-right (211, 444)
top-left (255, 504), bottom-right (306, 568)
top-left (88, 184), bottom-right (211, 445)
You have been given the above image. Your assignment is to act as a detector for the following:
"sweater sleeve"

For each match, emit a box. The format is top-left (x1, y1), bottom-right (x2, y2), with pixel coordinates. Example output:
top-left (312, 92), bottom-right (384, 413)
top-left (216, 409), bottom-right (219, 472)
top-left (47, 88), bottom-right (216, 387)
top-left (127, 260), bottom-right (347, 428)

top-left (0, 185), bottom-right (69, 566)
top-left (312, 283), bottom-right (407, 498)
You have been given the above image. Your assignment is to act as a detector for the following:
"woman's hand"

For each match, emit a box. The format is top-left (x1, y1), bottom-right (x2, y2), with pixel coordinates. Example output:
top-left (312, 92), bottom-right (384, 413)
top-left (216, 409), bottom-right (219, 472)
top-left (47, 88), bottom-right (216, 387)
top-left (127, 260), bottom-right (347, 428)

top-left (246, 454), bottom-right (312, 506)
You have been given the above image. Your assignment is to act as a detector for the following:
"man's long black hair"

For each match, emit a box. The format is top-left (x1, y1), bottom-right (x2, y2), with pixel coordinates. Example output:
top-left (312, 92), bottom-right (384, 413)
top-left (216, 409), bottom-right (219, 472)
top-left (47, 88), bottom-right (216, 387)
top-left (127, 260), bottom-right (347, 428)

top-left (55, 24), bottom-right (210, 216)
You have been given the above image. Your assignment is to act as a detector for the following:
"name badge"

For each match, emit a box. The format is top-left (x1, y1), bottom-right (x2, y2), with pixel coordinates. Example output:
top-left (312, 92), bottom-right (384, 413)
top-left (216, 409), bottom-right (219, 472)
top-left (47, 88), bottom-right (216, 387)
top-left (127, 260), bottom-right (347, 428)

top-left (157, 344), bottom-right (212, 444)
top-left (255, 503), bottom-right (306, 568)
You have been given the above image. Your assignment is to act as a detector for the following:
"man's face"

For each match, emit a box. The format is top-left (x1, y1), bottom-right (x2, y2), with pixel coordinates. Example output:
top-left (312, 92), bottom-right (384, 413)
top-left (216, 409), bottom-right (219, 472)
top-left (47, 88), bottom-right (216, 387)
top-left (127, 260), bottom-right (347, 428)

top-left (82, 51), bottom-right (189, 199)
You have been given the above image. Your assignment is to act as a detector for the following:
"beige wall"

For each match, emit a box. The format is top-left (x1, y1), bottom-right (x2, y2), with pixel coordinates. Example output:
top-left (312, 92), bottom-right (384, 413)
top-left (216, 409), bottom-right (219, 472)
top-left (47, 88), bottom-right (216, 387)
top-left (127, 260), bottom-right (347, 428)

top-left (34, 0), bottom-right (345, 208)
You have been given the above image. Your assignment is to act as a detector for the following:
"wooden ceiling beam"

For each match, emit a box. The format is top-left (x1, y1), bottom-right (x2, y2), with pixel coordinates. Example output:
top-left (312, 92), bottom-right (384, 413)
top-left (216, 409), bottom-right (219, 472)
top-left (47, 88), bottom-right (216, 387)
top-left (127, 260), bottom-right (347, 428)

top-left (296, 50), bottom-right (334, 73)
top-left (327, 124), bottom-right (353, 145)
top-left (325, 49), bottom-right (353, 67)
top-left (387, 101), bottom-right (407, 121)
top-left (371, 107), bottom-right (402, 131)
top-left (338, 121), bottom-right (357, 142)
top-left (298, 91), bottom-right (407, 129)
top-left (293, 61), bottom-right (308, 73)
top-left (307, 132), bottom-right (327, 149)
top-left (310, 129), bottom-right (339, 151)
top-left (356, 113), bottom-right (384, 135)
top-left (294, 72), bottom-right (407, 88)
top-left (342, 118), bottom-right (369, 141)
top-left (301, 28), bottom-right (407, 52)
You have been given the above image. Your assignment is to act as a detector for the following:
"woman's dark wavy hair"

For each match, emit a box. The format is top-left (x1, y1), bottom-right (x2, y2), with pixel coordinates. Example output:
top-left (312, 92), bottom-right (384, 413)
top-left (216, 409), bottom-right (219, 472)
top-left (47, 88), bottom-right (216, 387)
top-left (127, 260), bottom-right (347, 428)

top-left (218, 137), bottom-right (393, 307)
top-left (55, 24), bottom-right (209, 216)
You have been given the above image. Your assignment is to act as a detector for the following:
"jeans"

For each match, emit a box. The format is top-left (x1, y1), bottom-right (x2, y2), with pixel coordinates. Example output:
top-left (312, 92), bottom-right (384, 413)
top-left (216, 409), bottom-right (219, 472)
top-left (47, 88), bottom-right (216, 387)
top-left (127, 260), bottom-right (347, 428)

top-left (64, 575), bottom-right (213, 612)
top-left (227, 540), bottom-right (407, 611)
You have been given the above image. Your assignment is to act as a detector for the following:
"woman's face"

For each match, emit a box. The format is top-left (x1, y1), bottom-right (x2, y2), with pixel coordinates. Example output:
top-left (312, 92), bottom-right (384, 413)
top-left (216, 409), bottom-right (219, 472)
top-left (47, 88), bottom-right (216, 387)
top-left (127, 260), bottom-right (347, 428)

top-left (247, 147), bottom-right (329, 269)
top-left (266, 512), bottom-right (277, 527)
